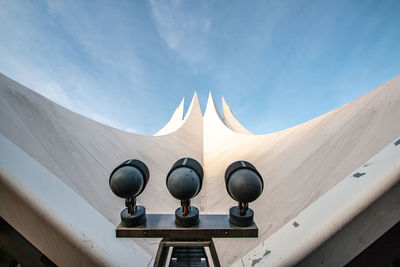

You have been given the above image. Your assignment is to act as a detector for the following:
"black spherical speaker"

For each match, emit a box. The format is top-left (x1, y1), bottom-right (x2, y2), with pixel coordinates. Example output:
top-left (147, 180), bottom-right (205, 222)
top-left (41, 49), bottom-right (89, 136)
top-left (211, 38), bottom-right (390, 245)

top-left (109, 159), bottom-right (149, 227)
top-left (166, 158), bottom-right (203, 227)
top-left (225, 161), bottom-right (263, 227)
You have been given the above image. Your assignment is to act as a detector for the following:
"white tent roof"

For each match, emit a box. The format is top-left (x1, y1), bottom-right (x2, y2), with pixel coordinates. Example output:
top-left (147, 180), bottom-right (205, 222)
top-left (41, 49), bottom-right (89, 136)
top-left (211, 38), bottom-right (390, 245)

top-left (1, 73), bottom-right (399, 266)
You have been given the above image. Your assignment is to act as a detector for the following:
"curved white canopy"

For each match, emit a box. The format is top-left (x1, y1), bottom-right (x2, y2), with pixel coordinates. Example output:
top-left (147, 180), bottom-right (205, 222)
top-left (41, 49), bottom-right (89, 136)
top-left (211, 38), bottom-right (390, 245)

top-left (1, 73), bottom-right (400, 266)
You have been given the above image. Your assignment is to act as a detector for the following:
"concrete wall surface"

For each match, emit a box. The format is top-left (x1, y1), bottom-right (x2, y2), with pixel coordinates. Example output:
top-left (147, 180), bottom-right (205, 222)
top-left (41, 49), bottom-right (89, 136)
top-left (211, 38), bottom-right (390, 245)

top-left (1, 72), bottom-right (400, 266)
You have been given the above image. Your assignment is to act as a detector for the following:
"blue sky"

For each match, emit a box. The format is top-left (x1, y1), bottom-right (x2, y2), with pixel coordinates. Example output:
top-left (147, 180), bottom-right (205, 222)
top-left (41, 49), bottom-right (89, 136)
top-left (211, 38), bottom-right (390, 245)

top-left (1, 0), bottom-right (399, 135)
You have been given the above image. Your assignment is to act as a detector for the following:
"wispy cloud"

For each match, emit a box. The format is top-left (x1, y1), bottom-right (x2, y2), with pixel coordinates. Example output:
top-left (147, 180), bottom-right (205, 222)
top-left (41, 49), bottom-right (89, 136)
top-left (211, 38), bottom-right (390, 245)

top-left (1, 0), bottom-right (399, 136)
top-left (1, 51), bottom-right (133, 133)
top-left (44, 0), bottom-right (148, 91)
top-left (0, 1), bottom-right (150, 134)
top-left (150, 0), bottom-right (211, 64)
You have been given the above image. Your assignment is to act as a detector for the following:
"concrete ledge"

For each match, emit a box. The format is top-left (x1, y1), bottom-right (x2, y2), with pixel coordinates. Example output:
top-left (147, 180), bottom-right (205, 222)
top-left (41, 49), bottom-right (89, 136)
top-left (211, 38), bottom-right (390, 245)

top-left (0, 133), bottom-right (152, 266)
top-left (234, 137), bottom-right (400, 267)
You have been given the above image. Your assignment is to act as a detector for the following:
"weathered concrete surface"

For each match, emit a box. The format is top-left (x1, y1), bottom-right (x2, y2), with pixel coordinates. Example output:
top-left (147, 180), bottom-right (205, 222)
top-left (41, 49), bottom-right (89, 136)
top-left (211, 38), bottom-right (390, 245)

top-left (1, 72), bottom-right (400, 266)
top-left (0, 72), bottom-right (204, 263)
top-left (0, 134), bottom-right (152, 266)
top-left (233, 137), bottom-right (400, 266)
top-left (203, 77), bottom-right (400, 265)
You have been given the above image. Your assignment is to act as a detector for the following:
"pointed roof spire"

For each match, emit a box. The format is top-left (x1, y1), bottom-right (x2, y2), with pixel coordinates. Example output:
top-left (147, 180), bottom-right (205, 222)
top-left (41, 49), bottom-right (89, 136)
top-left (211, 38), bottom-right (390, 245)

top-left (184, 91), bottom-right (202, 120)
top-left (175, 97), bottom-right (185, 120)
top-left (204, 91), bottom-right (223, 120)
top-left (154, 97), bottom-right (185, 136)
top-left (221, 96), bottom-right (252, 134)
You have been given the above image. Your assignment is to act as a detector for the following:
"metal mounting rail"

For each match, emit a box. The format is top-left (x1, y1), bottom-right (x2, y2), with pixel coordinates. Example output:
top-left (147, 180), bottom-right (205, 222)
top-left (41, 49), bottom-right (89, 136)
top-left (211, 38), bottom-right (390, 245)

top-left (116, 214), bottom-right (258, 239)
top-left (116, 214), bottom-right (258, 266)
